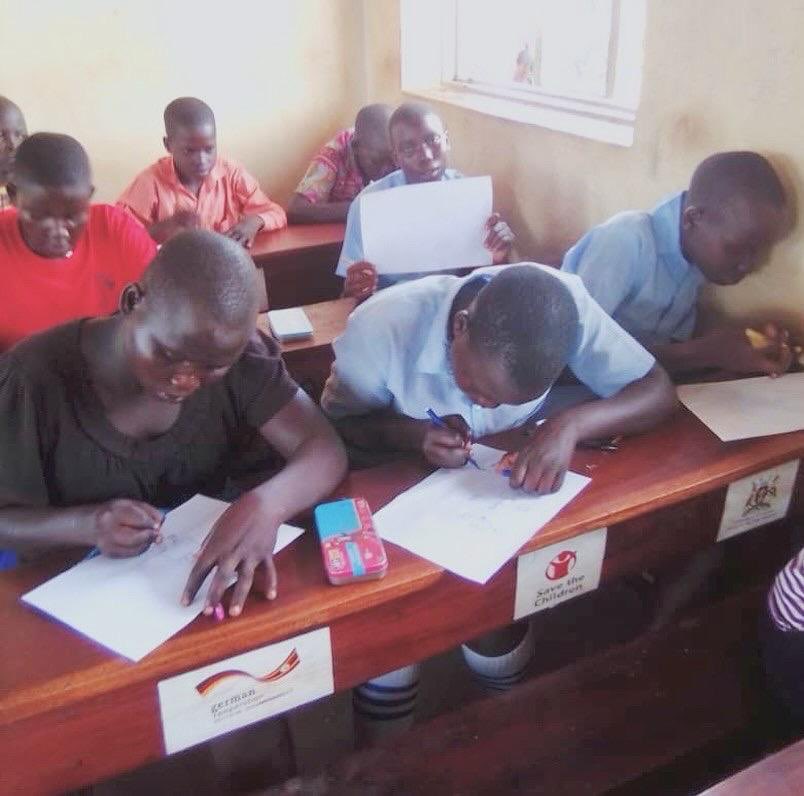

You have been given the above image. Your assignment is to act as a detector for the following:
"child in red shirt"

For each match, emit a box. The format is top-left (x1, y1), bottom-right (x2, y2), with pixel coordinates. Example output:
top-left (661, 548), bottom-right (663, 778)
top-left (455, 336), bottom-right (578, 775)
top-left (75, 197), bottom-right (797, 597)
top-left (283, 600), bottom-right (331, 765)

top-left (0, 133), bottom-right (156, 351)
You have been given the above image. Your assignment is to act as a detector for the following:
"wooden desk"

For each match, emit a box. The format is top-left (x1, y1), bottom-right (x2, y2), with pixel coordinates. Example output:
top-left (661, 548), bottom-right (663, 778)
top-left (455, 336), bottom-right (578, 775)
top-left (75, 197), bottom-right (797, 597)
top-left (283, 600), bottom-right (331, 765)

top-left (257, 297), bottom-right (356, 400)
top-left (3, 410), bottom-right (804, 794)
top-left (698, 738), bottom-right (804, 795)
top-left (251, 223), bottom-right (345, 310)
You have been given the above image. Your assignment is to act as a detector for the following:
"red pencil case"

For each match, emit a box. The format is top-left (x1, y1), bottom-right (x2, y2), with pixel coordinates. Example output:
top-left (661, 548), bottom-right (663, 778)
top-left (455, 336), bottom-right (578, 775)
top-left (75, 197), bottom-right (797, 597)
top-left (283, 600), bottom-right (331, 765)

top-left (313, 497), bottom-right (388, 585)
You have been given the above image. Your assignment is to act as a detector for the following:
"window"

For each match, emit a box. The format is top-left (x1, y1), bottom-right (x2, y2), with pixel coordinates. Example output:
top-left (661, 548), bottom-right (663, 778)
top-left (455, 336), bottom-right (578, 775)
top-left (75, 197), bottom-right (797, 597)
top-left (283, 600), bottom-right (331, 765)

top-left (400, 0), bottom-right (646, 146)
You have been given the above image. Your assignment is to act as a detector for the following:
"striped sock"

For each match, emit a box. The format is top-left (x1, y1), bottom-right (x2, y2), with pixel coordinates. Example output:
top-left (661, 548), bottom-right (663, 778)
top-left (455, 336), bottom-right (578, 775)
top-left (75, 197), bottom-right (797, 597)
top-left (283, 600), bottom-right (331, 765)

top-left (461, 621), bottom-right (535, 691)
top-left (353, 664), bottom-right (421, 742)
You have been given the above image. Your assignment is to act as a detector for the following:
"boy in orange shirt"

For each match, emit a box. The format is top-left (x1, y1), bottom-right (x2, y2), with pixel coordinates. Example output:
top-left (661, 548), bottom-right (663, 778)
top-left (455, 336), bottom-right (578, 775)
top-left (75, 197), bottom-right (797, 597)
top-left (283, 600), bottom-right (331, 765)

top-left (0, 96), bottom-right (27, 211)
top-left (118, 97), bottom-right (286, 247)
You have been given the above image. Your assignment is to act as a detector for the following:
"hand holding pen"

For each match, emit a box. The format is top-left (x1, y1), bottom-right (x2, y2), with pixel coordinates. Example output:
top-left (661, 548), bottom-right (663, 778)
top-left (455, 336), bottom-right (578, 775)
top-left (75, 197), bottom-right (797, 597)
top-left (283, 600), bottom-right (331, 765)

top-left (423, 408), bottom-right (481, 469)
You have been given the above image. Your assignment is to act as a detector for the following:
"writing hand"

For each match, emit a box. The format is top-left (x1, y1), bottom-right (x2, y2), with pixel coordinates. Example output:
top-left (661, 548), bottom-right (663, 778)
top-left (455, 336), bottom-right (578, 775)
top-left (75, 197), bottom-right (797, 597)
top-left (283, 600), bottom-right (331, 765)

top-left (422, 413), bottom-right (472, 468)
top-left (94, 499), bottom-right (163, 558)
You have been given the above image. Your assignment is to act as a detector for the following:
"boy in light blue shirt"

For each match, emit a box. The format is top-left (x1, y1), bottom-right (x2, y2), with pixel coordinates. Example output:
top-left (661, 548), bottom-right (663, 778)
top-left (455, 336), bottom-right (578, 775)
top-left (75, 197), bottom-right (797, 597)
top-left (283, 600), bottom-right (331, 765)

top-left (321, 263), bottom-right (676, 737)
top-left (338, 102), bottom-right (515, 300)
top-left (562, 151), bottom-right (792, 377)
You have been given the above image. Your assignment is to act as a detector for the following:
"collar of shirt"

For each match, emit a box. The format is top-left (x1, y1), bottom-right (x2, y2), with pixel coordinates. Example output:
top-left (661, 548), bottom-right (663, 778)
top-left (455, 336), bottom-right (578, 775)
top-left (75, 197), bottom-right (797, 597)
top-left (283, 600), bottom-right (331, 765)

top-left (365, 167), bottom-right (463, 194)
top-left (650, 190), bottom-right (704, 288)
top-left (160, 156), bottom-right (226, 198)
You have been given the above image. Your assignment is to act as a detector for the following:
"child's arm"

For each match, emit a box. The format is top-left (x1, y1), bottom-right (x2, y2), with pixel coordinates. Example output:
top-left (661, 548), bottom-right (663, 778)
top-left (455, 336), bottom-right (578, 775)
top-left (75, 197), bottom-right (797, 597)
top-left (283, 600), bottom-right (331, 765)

top-left (333, 410), bottom-right (471, 468)
top-left (648, 324), bottom-right (793, 378)
top-left (181, 391), bottom-right (347, 617)
top-left (287, 192), bottom-right (352, 224)
top-left (508, 362), bottom-right (676, 494)
top-left (227, 167), bottom-right (287, 245)
top-left (0, 500), bottom-right (163, 557)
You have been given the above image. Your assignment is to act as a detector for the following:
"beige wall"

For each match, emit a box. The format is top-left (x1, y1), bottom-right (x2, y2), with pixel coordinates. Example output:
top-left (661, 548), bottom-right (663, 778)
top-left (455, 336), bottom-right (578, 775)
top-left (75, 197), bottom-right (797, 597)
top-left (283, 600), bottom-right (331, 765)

top-left (363, 0), bottom-right (804, 333)
top-left (0, 0), bottom-right (366, 204)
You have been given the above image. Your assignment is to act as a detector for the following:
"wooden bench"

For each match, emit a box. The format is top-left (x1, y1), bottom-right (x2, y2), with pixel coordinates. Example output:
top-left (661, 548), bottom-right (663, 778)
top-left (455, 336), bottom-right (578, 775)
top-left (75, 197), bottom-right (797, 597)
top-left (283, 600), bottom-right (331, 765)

top-left (2, 410), bottom-right (803, 793)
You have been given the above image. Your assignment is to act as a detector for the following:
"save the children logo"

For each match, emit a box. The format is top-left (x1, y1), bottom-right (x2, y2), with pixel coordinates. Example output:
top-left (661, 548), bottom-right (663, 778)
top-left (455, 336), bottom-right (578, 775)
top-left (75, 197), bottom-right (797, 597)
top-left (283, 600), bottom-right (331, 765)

top-left (194, 648), bottom-right (300, 696)
top-left (545, 550), bottom-right (577, 580)
top-left (742, 474), bottom-right (780, 517)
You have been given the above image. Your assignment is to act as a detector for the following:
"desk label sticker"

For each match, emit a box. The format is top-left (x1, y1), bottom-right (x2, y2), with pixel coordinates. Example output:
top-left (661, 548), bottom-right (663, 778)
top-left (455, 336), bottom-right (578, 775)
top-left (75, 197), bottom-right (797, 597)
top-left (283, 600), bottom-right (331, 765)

top-left (158, 626), bottom-right (333, 754)
top-left (513, 527), bottom-right (607, 621)
top-left (717, 460), bottom-right (799, 542)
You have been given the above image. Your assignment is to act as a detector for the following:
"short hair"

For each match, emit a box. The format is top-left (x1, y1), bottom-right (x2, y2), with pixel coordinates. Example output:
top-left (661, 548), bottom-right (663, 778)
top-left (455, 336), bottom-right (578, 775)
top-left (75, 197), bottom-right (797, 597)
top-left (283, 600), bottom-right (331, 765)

top-left (468, 266), bottom-right (579, 395)
top-left (164, 97), bottom-right (216, 137)
top-left (389, 101), bottom-right (444, 136)
top-left (0, 95), bottom-right (24, 124)
top-left (13, 132), bottom-right (91, 188)
top-left (354, 103), bottom-right (392, 143)
top-left (688, 151), bottom-right (786, 211)
top-left (142, 230), bottom-right (258, 329)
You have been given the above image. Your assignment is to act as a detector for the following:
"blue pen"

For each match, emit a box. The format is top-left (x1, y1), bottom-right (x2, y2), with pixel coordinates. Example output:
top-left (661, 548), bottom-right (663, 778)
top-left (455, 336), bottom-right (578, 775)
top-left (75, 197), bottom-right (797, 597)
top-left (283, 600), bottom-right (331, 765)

top-left (426, 408), bottom-right (481, 470)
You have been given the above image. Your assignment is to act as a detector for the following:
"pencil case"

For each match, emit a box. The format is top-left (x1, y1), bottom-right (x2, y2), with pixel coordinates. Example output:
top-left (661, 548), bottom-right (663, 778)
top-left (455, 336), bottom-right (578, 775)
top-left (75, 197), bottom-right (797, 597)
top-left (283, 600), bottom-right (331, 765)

top-left (313, 497), bottom-right (388, 585)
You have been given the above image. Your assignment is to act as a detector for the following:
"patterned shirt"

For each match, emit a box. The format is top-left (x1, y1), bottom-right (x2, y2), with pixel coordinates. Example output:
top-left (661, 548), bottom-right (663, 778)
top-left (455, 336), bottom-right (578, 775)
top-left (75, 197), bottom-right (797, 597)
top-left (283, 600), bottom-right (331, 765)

top-left (769, 548), bottom-right (804, 631)
top-left (294, 128), bottom-right (366, 204)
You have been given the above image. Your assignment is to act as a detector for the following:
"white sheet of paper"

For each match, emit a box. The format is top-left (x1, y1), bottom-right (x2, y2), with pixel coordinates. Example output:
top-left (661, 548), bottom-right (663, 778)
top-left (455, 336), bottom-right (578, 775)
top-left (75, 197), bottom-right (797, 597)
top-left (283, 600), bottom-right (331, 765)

top-left (373, 445), bottom-right (591, 584)
top-left (361, 176), bottom-right (493, 274)
top-left (22, 495), bottom-right (305, 661)
top-left (678, 373), bottom-right (804, 441)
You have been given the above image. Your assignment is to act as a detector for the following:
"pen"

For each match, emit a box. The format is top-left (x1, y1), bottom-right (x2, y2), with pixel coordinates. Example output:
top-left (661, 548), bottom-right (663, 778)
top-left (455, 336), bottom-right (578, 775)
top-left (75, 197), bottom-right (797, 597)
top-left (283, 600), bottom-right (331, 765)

top-left (426, 408), bottom-right (481, 469)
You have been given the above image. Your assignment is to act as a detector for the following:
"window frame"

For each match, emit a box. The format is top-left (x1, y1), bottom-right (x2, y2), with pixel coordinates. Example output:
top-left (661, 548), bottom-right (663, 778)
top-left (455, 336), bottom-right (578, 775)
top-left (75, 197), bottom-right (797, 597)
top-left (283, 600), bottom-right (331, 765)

top-left (400, 0), bottom-right (647, 147)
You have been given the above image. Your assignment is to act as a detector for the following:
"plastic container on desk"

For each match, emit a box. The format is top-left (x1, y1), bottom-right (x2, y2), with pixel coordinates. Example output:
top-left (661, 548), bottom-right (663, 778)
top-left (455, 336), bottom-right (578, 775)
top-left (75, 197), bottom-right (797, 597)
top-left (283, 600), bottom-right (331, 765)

top-left (313, 497), bottom-right (388, 585)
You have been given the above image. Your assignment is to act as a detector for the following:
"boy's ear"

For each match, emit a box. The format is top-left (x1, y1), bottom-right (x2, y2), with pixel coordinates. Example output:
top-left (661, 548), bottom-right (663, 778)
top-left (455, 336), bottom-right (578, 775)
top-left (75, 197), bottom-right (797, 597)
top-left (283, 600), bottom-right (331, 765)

top-left (163, 135), bottom-right (171, 153)
top-left (89, 184), bottom-right (96, 200)
top-left (452, 308), bottom-right (470, 339)
top-left (6, 182), bottom-right (17, 205)
top-left (120, 282), bottom-right (145, 315)
top-left (682, 204), bottom-right (703, 230)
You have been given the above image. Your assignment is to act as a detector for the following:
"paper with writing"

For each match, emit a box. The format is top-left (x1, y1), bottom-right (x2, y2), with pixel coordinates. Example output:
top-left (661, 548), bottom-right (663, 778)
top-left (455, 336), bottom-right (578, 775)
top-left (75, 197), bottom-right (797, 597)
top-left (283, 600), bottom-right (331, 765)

top-left (22, 494), bottom-right (305, 661)
top-left (374, 445), bottom-right (591, 584)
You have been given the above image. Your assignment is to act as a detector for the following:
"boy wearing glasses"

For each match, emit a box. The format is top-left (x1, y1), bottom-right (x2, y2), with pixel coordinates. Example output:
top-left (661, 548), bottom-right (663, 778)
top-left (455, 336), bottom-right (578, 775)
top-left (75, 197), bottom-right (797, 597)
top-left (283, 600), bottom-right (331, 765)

top-left (338, 102), bottom-right (514, 300)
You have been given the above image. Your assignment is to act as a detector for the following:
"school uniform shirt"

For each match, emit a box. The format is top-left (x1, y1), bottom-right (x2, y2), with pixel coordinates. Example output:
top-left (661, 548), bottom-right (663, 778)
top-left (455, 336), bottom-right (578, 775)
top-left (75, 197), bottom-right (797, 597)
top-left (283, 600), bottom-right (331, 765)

top-left (117, 155), bottom-right (287, 235)
top-left (294, 128), bottom-right (366, 204)
top-left (0, 204), bottom-right (156, 351)
top-left (336, 167), bottom-right (463, 288)
top-left (320, 264), bottom-right (656, 437)
top-left (560, 192), bottom-right (706, 344)
top-left (768, 548), bottom-right (804, 632)
top-left (0, 321), bottom-right (298, 511)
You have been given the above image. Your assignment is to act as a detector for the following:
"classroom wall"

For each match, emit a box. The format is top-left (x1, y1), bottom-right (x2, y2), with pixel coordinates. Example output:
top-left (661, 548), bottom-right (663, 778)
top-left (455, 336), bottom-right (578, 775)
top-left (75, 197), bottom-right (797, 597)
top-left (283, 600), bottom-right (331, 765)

top-left (0, 0), bottom-right (366, 204)
top-left (361, 0), bottom-right (804, 333)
